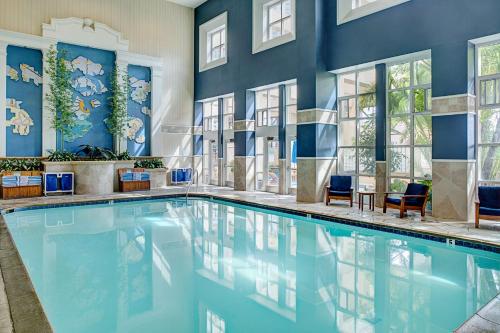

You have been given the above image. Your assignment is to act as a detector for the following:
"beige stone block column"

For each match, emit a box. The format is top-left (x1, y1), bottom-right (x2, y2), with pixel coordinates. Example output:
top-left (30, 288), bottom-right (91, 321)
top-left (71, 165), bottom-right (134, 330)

top-left (234, 156), bottom-right (255, 191)
top-left (375, 161), bottom-right (387, 208)
top-left (297, 158), bottom-right (336, 203)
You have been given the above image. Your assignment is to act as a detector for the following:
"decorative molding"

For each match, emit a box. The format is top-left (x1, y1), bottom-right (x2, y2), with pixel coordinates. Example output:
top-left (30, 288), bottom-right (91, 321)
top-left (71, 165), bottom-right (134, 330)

top-left (337, 0), bottom-right (410, 25)
top-left (116, 51), bottom-right (163, 72)
top-left (432, 159), bottom-right (476, 163)
top-left (234, 120), bottom-right (255, 132)
top-left (297, 108), bottom-right (337, 125)
top-left (42, 17), bottom-right (129, 52)
top-left (0, 29), bottom-right (55, 50)
top-left (0, 42), bottom-right (7, 156)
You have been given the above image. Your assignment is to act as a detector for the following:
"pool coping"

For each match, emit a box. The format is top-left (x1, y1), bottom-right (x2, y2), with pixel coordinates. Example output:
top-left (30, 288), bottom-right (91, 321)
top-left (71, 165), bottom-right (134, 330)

top-left (1, 192), bottom-right (500, 332)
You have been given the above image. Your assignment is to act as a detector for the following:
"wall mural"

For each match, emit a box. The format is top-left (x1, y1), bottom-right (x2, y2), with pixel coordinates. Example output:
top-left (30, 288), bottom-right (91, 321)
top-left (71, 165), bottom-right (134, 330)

top-left (5, 45), bottom-right (43, 156)
top-left (57, 43), bottom-right (115, 152)
top-left (127, 65), bottom-right (151, 156)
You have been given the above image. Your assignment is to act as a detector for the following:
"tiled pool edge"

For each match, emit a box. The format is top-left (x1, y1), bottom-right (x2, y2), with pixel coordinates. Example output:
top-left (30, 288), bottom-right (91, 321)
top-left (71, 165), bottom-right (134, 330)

top-left (0, 216), bottom-right (52, 333)
top-left (1, 192), bottom-right (500, 332)
top-left (455, 294), bottom-right (500, 332)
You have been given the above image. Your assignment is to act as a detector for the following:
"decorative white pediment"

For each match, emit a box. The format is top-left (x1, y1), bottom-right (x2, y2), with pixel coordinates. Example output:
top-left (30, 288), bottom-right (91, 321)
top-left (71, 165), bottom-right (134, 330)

top-left (42, 17), bottom-right (129, 52)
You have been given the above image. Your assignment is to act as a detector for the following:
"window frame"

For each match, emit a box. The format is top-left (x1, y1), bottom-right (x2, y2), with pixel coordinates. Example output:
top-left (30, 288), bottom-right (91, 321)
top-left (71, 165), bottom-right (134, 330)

top-left (475, 40), bottom-right (500, 184)
top-left (207, 26), bottom-right (226, 64)
top-left (256, 87), bottom-right (280, 127)
top-left (203, 100), bottom-right (219, 132)
top-left (386, 57), bottom-right (432, 192)
top-left (199, 12), bottom-right (228, 72)
top-left (252, 0), bottom-right (296, 54)
top-left (337, 68), bottom-right (377, 193)
top-left (337, 0), bottom-right (410, 25)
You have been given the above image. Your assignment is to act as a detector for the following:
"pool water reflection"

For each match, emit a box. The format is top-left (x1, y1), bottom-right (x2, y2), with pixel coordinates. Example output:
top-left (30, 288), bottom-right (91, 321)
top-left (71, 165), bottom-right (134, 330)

top-left (4, 198), bottom-right (500, 333)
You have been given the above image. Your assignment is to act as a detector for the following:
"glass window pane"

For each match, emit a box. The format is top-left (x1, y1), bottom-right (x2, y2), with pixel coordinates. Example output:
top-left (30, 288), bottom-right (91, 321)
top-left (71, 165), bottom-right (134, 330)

top-left (286, 105), bottom-right (297, 124)
top-left (358, 148), bottom-right (375, 175)
top-left (339, 148), bottom-right (356, 174)
top-left (358, 69), bottom-right (376, 94)
top-left (388, 63), bottom-right (410, 89)
top-left (268, 88), bottom-right (280, 107)
top-left (390, 116), bottom-right (410, 145)
top-left (340, 98), bottom-right (356, 118)
top-left (414, 115), bottom-right (432, 145)
top-left (256, 90), bottom-right (268, 109)
top-left (358, 118), bottom-right (375, 146)
top-left (269, 108), bottom-right (279, 126)
top-left (282, 17), bottom-right (292, 35)
top-left (479, 109), bottom-right (500, 144)
top-left (390, 147), bottom-right (410, 177)
top-left (426, 89), bottom-right (432, 111)
top-left (339, 120), bottom-right (356, 146)
top-left (269, 2), bottom-right (282, 23)
top-left (212, 47), bottom-right (220, 61)
top-left (282, 0), bottom-right (292, 17)
top-left (481, 79), bottom-right (496, 106)
top-left (339, 73), bottom-right (356, 97)
top-left (390, 178), bottom-right (410, 192)
top-left (479, 146), bottom-right (500, 181)
top-left (479, 43), bottom-right (500, 76)
top-left (414, 59), bottom-right (432, 86)
top-left (270, 21), bottom-right (282, 39)
top-left (358, 93), bottom-right (376, 117)
top-left (414, 88), bottom-right (427, 113)
top-left (212, 31), bottom-right (221, 47)
top-left (414, 147), bottom-right (432, 178)
top-left (286, 84), bottom-right (297, 105)
top-left (388, 90), bottom-right (410, 115)
top-left (358, 176), bottom-right (375, 192)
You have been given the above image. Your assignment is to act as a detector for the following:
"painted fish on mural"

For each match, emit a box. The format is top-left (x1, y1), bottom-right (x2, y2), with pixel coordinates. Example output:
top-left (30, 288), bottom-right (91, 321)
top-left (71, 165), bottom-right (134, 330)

top-left (20, 64), bottom-right (42, 86)
top-left (90, 99), bottom-right (101, 108)
top-left (6, 65), bottom-right (19, 81)
top-left (5, 99), bottom-right (34, 136)
top-left (71, 76), bottom-right (108, 97)
top-left (129, 77), bottom-right (151, 104)
top-left (67, 56), bottom-right (104, 76)
top-left (73, 97), bottom-right (91, 120)
top-left (141, 106), bottom-right (151, 116)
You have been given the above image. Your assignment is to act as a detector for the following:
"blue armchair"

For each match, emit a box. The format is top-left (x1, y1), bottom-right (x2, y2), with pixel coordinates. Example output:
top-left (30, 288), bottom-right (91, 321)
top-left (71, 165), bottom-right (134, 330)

top-left (476, 186), bottom-right (500, 228)
top-left (325, 176), bottom-right (353, 207)
top-left (383, 183), bottom-right (429, 218)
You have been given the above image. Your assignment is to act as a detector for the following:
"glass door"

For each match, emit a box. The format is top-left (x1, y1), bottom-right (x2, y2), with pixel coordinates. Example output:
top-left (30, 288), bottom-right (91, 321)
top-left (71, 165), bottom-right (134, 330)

top-left (288, 138), bottom-right (297, 192)
top-left (225, 141), bottom-right (234, 187)
top-left (267, 139), bottom-right (280, 192)
top-left (210, 141), bottom-right (219, 185)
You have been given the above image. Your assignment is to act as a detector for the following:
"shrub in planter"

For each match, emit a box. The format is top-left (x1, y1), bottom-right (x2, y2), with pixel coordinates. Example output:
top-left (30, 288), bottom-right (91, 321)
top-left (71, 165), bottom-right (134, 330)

top-left (47, 150), bottom-right (77, 162)
top-left (116, 151), bottom-right (133, 161)
top-left (134, 158), bottom-right (165, 169)
top-left (76, 145), bottom-right (116, 161)
top-left (0, 159), bottom-right (43, 172)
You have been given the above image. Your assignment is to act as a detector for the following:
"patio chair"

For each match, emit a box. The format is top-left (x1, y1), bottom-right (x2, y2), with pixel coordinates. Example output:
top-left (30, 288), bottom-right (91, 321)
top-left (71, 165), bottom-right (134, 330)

top-left (383, 183), bottom-right (429, 218)
top-left (475, 186), bottom-right (500, 228)
top-left (325, 175), bottom-right (353, 207)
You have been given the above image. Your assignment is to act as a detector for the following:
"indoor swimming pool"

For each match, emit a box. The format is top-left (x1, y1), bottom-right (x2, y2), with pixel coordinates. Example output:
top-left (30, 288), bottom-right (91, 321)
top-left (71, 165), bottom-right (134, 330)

top-left (4, 198), bottom-right (500, 333)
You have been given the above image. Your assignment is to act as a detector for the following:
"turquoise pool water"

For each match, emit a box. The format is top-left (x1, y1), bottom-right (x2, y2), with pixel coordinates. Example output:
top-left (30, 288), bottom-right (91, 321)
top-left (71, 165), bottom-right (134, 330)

top-left (4, 198), bottom-right (500, 333)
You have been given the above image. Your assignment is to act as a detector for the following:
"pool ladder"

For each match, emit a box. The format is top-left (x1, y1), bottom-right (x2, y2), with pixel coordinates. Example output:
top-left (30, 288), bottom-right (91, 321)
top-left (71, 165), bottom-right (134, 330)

top-left (185, 170), bottom-right (199, 201)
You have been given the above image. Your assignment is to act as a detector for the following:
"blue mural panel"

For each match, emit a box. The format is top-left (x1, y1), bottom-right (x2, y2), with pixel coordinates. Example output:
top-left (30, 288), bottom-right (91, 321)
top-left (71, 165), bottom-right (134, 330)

top-left (127, 65), bottom-right (151, 156)
top-left (5, 46), bottom-right (43, 157)
top-left (57, 43), bottom-right (115, 152)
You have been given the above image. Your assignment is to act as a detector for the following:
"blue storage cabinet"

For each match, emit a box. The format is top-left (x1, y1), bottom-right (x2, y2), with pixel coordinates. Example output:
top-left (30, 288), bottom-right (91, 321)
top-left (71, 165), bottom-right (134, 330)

top-left (44, 172), bottom-right (74, 195)
top-left (171, 168), bottom-right (193, 185)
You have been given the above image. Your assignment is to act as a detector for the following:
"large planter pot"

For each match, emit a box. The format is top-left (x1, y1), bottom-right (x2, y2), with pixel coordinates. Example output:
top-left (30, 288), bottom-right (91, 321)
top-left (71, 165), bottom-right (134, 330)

top-left (72, 161), bottom-right (115, 195)
top-left (146, 168), bottom-right (168, 189)
top-left (43, 161), bottom-right (73, 173)
top-left (113, 160), bottom-right (135, 192)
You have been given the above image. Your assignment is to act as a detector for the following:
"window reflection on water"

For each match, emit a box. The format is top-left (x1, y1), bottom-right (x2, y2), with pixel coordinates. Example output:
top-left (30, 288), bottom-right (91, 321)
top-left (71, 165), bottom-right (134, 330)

top-left (4, 199), bottom-right (500, 333)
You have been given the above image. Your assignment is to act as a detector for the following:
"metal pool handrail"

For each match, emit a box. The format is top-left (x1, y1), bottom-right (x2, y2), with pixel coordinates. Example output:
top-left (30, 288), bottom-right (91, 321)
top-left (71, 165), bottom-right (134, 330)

top-left (185, 170), bottom-right (199, 201)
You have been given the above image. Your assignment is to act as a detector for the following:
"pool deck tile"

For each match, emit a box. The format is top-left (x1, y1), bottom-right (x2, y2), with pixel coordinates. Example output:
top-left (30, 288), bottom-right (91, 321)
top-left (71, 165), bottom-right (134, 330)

top-left (1, 186), bottom-right (500, 332)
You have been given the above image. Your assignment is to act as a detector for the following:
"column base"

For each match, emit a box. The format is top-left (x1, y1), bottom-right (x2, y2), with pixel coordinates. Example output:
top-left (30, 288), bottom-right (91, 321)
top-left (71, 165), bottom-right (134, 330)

top-left (432, 160), bottom-right (475, 221)
top-left (234, 156), bottom-right (255, 192)
top-left (297, 158), bottom-right (335, 203)
top-left (375, 162), bottom-right (387, 208)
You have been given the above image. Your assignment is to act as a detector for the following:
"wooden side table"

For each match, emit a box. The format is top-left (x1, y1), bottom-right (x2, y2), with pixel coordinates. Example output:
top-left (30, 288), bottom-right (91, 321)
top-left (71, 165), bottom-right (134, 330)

top-left (358, 191), bottom-right (375, 211)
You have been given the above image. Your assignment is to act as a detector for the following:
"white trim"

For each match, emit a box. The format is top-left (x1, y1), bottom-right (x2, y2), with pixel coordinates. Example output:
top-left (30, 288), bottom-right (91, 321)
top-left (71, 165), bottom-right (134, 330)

top-left (252, 0), bottom-right (296, 54)
top-left (199, 12), bottom-right (227, 72)
top-left (432, 159), bottom-right (476, 163)
top-left (42, 17), bottom-right (129, 52)
top-left (249, 78), bottom-right (297, 92)
top-left (331, 49), bottom-right (431, 75)
top-left (431, 93), bottom-right (475, 101)
top-left (376, 161), bottom-right (387, 163)
top-left (297, 157), bottom-right (337, 160)
top-left (0, 42), bottom-right (7, 157)
top-left (337, 0), bottom-right (410, 25)
top-left (470, 33), bottom-right (500, 46)
top-left (197, 92), bottom-right (234, 103)
top-left (432, 111), bottom-right (476, 117)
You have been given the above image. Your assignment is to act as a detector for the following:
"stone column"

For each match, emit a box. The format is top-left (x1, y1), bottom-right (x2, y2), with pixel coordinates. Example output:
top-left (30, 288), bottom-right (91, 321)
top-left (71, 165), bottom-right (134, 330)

top-left (0, 42), bottom-right (7, 157)
top-left (218, 97), bottom-right (224, 186)
top-left (234, 90), bottom-right (255, 191)
top-left (375, 64), bottom-right (387, 207)
top-left (114, 54), bottom-right (129, 154)
top-left (432, 94), bottom-right (476, 221)
top-left (150, 64), bottom-right (163, 157)
top-left (296, 109), bottom-right (337, 202)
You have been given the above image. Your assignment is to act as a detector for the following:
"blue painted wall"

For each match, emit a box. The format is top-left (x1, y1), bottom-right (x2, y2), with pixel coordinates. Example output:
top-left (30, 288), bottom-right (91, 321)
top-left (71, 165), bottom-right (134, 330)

top-left (326, 0), bottom-right (500, 97)
top-left (127, 65), bottom-right (151, 157)
top-left (57, 43), bottom-right (115, 152)
top-left (6, 46), bottom-right (43, 157)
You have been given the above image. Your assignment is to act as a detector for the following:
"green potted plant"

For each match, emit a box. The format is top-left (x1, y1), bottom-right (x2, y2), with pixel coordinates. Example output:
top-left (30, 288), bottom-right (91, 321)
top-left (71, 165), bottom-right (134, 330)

top-left (135, 158), bottom-right (168, 189)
